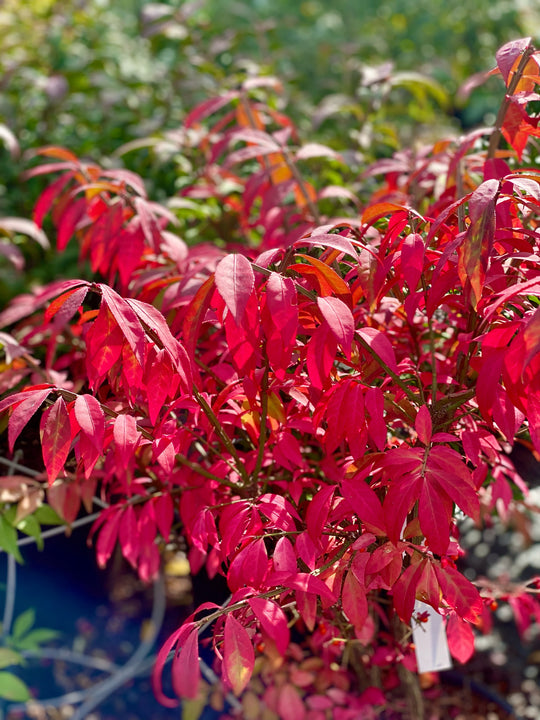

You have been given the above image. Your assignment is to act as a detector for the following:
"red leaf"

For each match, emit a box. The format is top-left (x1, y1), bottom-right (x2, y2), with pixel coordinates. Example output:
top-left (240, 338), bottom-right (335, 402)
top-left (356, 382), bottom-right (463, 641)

top-left (273, 537), bottom-right (297, 574)
top-left (119, 504), bottom-right (139, 567)
top-left (215, 254), bottom-right (255, 326)
top-left (306, 323), bottom-right (337, 390)
top-left (293, 254), bottom-right (351, 305)
top-left (357, 327), bottom-right (398, 372)
top-left (418, 482), bottom-right (453, 556)
top-left (248, 597), bottom-right (290, 655)
top-left (295, 531), bottom-right (318, 570)
top-left (172, 627), bottom-right (200, 700)
top-left (57, 197), bottom-right (86, 251)
top-left (33, 173), bottom-right (73, 227)
top-left (415, 405), bottom-right (432, 445)
top-left (145, 349), bottom-right (177, 424)
top-left (85, 303), bottom-right (125, 386)
top-left (317, 296), bottom-right (354, 359)
top-left (305, 484), bottom-right (335, 543)
top-left (152, 622), bottom-right (196, 707)
top-left (40, 397), bottom-right (71, 485)
top-left (228, 537), bottom-right (268, 592)
top-left (219, 501), bottom-right (252, 557)
top-left (365, 386), bottom-right (387, 451)
top-left (127, 298), bottom-right (192, 390)
top-left (47, 481), bottom-right (81, 524)
top-left (263, 273), bottom-right (298, 373)
top-left (134, 197), bottom-right (162, 250)
top-left (446, 613), bottom-right (475, 664)
top-left (115, 225), bottom-right (145, 287)
top-left (435, 565), bottom-right (483, 623)
top-left (295, 590), bottom-right (317, 631)
top-left (154, 493), bottom-right (174, 542)
top-left (362, 202), bottom-right (409, 226)
top-left (4, 388), bottom-right (53, 453)
top-left (99, 284), bottom-right (145, 366)
top-left (113, 414), bottom-right (140, 467)
top-left (393, 561), bottom-right (425, 623)
top-left (496, 37), bottom-right (532, 84)
top-left (265, 271), bottom-right (297, 318)
top-left (45, 286), bottom-right (89, 327)
top-left (74, 394), bottom-right (104, 450)
top-left (273, 431), bottom-right (304, 472)
top-left (184, 91), bottom-right (239, 128)
top-left (341, 474), bottom-right (386, 535)
top-left (400, 233), bottom-right (425, 291)
top-left (296, 232), bottom-right (358, 259)
top-left (273, 571), bottom-right (336, 604)
top-left (223, 614), bottom-right (255, 696)
top-left (458, 179), bottom-right (498, 308)
top-left (428, 446), bottom-right (480, 522)
top-left (277, 684), bottom-right (306, 720)
top-left (258, 493), bottom-right (301, 532)
top-left (342, 569), bottom-right (368, 632)
top-left (95, 507), bottom-right (121, 568)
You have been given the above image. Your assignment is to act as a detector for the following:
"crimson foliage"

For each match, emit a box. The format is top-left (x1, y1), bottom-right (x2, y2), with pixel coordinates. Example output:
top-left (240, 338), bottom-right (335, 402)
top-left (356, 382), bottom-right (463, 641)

top-left (2, 38), bottom-right (540, 717)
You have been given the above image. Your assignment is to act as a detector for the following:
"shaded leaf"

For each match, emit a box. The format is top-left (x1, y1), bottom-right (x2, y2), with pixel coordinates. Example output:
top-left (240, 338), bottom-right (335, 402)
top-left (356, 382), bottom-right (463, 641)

top-left (172, 627), bottom-right (200, 700)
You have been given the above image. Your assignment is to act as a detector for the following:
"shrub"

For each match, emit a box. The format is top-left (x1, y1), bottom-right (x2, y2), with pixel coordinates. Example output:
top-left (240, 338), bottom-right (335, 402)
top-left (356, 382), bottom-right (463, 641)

top-left (1, 37), bottom-right (540, 719)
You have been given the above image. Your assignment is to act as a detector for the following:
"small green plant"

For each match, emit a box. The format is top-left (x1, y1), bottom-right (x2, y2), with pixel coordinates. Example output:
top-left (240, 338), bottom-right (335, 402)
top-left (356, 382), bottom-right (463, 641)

top-left (0, 608), bottom-right (59, 703)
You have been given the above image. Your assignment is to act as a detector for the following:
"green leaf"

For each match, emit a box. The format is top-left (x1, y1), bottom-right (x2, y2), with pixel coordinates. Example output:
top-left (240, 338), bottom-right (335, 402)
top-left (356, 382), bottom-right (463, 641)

top-left (0, 515), bottom-right (23, 563)
top-left (12, 608), bottom-right (35, 641)
top-left (0, 648), bottom-right (23, 670)
top-left (182, 695), bottom-right (208, 720)
top-left (15, 628), bottom-right (59, 651)
top-left (34, 504), bottom-right (64, 526)
top-left (0, 671), bottom-right (30, 702)
top-left (15, 515), bottom-right (43, 551)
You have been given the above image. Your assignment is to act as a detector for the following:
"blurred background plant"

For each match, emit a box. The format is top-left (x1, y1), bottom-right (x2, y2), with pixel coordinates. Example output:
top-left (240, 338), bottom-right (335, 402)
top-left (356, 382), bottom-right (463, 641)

top-left (0, 0), bottom-right (536, 303)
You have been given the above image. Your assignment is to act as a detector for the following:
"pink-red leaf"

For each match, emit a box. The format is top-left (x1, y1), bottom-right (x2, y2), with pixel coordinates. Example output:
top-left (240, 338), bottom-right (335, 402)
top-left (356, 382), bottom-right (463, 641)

top-left (152, 623), bottom-right (196, 707)
top-left (305, 484), bottom-right (335, 543)
top-left (74, 394), bottom-right (104, 450)
top-left (172, 627), bottom-right (200, 700)
top-left (99, 284), bottom-right (145, 365)
top-left (342, 569), bottom-right (368, 632)
top-left (215, 254), bottom-right (255, 326)
top-left (393, 561), bottom-right (425, 623)
top-left (496, 37), bottom-right (532, 84)
top-left (40, 396), bottom-right (71, 485)
top-left (113, 414), bottom-right (140, 467)
top-left (435, 565), bottom-right (483, 623)
top-left (400, 233), bottom-right (424, 291)
top-left (317, 296), bottom-right (354, 359)
top-left (446, 613), bottom-right (475, 663)
top-left (4, 388), bottom-right (53, 453)
top-left (277, 684), bottom-right (306, 720)
top-left (415, 405), bottom-right (432, 445)
top-left (341, 475), bottom-right (386, 535)
top-left (357, 327), bottom-right (398, 372)
top-left (248, 597), bottom-right (290, 655)
top-left (223, 614), bottom-right (255, 695)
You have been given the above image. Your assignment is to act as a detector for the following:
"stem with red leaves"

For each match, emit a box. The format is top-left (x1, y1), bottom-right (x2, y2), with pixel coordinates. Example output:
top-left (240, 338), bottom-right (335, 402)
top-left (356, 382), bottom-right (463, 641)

top-left (487, 42), bottom-right (535, 160)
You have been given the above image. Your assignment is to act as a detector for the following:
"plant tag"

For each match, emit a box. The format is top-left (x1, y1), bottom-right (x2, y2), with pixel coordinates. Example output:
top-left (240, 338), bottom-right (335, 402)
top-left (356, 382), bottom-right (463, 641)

top-left (412, 600), bottom-right (452, 673)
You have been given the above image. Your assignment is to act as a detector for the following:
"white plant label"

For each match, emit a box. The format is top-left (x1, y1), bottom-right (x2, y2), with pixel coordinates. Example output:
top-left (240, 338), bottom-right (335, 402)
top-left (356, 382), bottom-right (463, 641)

top-left (412, 600), bottom-right (452, 673)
